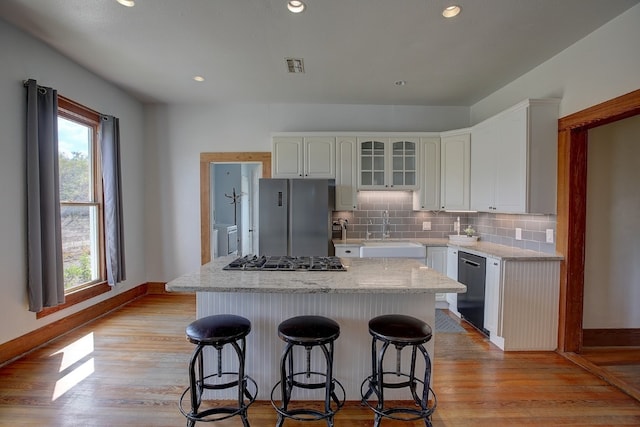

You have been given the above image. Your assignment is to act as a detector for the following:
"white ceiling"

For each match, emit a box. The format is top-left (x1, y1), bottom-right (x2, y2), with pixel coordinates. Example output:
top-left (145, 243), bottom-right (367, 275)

top-left (1, 0), bottom-right (638, 106)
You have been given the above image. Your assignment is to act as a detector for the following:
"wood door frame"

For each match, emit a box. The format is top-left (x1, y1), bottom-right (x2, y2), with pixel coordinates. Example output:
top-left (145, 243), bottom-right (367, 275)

top-left (557, 88), bottom-right (640, 352)
top-left (200, 152), bottom-right (271, 265)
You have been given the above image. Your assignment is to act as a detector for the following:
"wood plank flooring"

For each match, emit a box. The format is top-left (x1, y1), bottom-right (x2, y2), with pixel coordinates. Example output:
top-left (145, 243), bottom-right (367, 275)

top-left (568, 346), bottom-right (640, 401)
top-left (1, 294), bottom-right (639, 426)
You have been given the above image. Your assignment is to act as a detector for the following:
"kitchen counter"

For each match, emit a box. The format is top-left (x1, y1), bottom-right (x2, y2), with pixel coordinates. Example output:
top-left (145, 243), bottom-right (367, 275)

top-left (333, 238), bottom-right (563, 261)
top-left (165, 256), bottom-right (465, 401)
top-left (165, 255), bottom-right (466, 294)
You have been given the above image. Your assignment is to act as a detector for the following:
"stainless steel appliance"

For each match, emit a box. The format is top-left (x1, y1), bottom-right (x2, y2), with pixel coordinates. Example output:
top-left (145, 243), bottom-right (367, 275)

top-left (214, 223), bottom-right (238, 256)
top-left (457, 251), bottom-right (487, 335)
top-left (223, 255), bottom-right (345, 271)
top-left (258, 179), bottom-right (334, 256)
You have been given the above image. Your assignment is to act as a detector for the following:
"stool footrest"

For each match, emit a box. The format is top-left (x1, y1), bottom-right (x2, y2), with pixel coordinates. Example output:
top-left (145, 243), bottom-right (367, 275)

top-left (179, 375), bottom-right (257, 424)
top-left (360, 374), bottom-right (437, 423)
top-left (270, 376), bottom-right (346, 423)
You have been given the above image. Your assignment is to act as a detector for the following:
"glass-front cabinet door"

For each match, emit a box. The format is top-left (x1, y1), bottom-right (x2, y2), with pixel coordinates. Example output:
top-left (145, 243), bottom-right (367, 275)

top-left (390, 139), bottom-right (417, 188)
top-left (358, 139), bottom-right (386, 188)
top-left (357, 138), bottom-right (419, 189)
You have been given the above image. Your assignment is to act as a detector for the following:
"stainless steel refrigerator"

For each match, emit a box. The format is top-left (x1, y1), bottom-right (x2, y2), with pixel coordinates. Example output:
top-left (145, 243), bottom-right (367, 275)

top-left (258, 179), bottom-right (334, 256)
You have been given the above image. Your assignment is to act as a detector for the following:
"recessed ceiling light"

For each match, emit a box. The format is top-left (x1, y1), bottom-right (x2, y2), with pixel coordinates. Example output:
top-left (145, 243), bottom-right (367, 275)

top-left (116, 0), bottom-right (135, 7)
top-left (394, 80), bottom-right (407, 86)
top-left (287, 1), bottom-right (306, 13)
top-left (193, 76), bottom-right (205, 82)
top-left (442, 5), bottom-right (461, 18)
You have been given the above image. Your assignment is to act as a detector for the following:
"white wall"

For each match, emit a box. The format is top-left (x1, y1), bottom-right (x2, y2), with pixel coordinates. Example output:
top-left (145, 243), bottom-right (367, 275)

top-left (0, 19), bottom-right (146, 345)
top-left (470, 4), bottom-right (640, 123)
top-left (144, 103), bottom-right (470, 281)
top-left (583, 115), bottom-right (640, 329)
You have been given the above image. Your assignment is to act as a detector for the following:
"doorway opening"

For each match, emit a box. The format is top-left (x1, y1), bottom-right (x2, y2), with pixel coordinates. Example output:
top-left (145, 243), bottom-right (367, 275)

top-left (200, 152), bottom-right (271, 265)
top-left (211, 163), bottom-right (261, 257)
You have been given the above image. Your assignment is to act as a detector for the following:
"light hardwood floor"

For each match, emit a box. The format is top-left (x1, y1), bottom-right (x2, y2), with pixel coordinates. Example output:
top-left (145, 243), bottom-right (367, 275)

top-left (1, 294), bottom-right (639, 426)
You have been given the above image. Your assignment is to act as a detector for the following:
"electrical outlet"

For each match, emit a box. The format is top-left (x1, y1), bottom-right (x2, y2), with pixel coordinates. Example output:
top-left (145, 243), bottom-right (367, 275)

top-left (515, 228), bottom-right (522, 240)
top-left (422, 221), bottom-right (431, 231)
top-left (546, 229), bottom-right (554, 243)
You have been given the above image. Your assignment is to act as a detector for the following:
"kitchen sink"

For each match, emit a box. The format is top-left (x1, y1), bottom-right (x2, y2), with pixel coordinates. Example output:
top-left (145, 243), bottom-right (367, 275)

top-left (359, 241), bottom-right (426, 258)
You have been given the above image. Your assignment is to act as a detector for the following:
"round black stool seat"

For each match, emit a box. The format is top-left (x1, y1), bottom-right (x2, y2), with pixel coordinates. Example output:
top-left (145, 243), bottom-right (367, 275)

top-left (271, 315), bottom-right (345, 427)
top-left (179, 315), bottom-right (257, 427)
top-left (278, 315), bottom-right (340, 345)
top-left (368, 314), bottom-right (432, 345)
top-left (186, 314), bottom-right (251, 344)
top-left (361, 314), bottom-right (436, 427)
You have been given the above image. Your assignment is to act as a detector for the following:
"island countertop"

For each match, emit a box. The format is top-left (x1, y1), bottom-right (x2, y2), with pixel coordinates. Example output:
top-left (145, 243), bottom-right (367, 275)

top-left (165, 255), bottom-right (466, 294)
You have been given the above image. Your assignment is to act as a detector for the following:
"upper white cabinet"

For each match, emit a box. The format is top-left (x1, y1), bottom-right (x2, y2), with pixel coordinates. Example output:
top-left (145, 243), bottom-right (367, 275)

top-left (335, 136), bottom-right (358, 210)
top-left (272, 136), bottom-right (335, 179)
top-left (470, 99), bottom-right (560, 214)
top-left (439, 129), bottom-right (471, 210)
top-left (357, 137), bottom-right (419, 190)
top-left (413, 136), bottom-right (441, 211)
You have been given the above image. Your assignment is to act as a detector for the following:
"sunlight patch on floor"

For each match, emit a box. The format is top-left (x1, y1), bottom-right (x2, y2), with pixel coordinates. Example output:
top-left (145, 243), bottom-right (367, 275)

top-left (50, 332), bottom-right (95, 401)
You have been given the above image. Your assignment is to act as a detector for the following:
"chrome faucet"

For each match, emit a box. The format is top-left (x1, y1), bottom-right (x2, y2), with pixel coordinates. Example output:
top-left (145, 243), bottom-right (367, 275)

top-left (366, 219), bottom-right (372, 240)
top-left (381, 210), bottom-right (390, 240)
top-left (338, 218), bottom-right (348, 241)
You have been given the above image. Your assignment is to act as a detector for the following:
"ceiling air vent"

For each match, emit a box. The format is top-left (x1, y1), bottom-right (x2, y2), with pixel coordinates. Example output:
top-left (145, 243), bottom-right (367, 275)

top-left (285, 58), bottom-right (305, 74)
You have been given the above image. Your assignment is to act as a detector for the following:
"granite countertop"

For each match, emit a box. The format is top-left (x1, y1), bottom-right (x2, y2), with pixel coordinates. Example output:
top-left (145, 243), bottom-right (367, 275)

top-left (165, 255), bottom-right (466, 294)
top-left (333, 238), bottom-right (563, 261)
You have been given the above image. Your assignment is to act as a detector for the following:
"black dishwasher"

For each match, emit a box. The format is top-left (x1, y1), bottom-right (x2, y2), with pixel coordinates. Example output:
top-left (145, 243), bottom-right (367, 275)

top-left (457, 252), bottom-right (487, 335)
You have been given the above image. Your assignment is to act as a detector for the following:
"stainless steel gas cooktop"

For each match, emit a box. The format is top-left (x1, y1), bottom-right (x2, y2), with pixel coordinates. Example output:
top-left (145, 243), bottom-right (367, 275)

top-left (223, 255), bottom-right (346, 271)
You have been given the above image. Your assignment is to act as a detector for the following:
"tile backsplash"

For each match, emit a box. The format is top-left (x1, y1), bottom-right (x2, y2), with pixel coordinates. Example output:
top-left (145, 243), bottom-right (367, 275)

top-left (332, 191), bottom-right (557, 254)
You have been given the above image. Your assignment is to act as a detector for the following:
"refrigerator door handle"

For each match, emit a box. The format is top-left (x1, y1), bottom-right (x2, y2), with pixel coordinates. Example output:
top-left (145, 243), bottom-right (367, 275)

top-left (278, 191), bottom-right (283, 207)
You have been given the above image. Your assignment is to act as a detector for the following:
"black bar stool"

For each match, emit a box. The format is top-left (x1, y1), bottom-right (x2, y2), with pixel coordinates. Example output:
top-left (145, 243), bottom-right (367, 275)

top-left (360, 314), bottom-right (437, 427)
top-left (270, 315), bottom-right (345, 427)
top-left (179, 314), bottom-right (257, 427)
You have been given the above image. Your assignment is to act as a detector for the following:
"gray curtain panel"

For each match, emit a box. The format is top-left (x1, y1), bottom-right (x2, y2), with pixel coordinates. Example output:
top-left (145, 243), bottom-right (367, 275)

top-left (100, 116), bottom-right (126, 285)
top-left (25, 79), bottom-right (65, 312)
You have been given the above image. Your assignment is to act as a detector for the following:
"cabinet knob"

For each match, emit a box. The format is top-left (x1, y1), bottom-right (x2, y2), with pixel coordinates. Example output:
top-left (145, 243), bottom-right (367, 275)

top-left (345, 250), bottom-right (351, 254)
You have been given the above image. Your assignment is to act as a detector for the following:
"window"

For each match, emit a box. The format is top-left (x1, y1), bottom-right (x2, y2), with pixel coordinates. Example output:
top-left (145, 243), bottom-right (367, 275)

top-left (57, 97), bottom-right (105, 293)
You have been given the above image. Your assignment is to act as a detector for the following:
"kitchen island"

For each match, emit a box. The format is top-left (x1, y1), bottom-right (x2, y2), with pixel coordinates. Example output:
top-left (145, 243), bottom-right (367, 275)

top-left (166, 255), bottom-right (466, 400)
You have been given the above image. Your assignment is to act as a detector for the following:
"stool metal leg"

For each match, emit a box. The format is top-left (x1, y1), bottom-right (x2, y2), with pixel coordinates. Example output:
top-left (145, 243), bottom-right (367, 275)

top-left (374, 339), bottom-right (391, 427)
top-left (188, 344), bottom-right (205, 418)
top-left (418, 344), bottom-right (433, 427)
top-left (318, 342), bottom-right (335, 427)
top-left (276, 342), bottom-right (295, 427)
top-left (229, 338), bottom-right (250, 427)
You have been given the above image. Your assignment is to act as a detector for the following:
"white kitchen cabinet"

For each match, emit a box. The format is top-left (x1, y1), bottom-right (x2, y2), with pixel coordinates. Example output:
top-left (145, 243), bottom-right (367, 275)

top-left (272, 136), bottom-right (335, 178)
top-left (439, 130), bottom-right (470, 210)
top-left (470, 99), bottom-right (559, 214)
top-left (427, 246), bottom-right (447, 274)
top-left (484, 256), bottom-right (501, 337)
top-left (412, 136), bottom-right (440, 211)
top-left (427, 246), bottom-right (448, 306)
top-left (484, 259), bottom-right (560, 351)
top-left (446, 247), bottom-right (459, 315)
top-left (357, 137), bottom-right (418, 190)
top-left (335, 137), bottom-right (358, 210)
